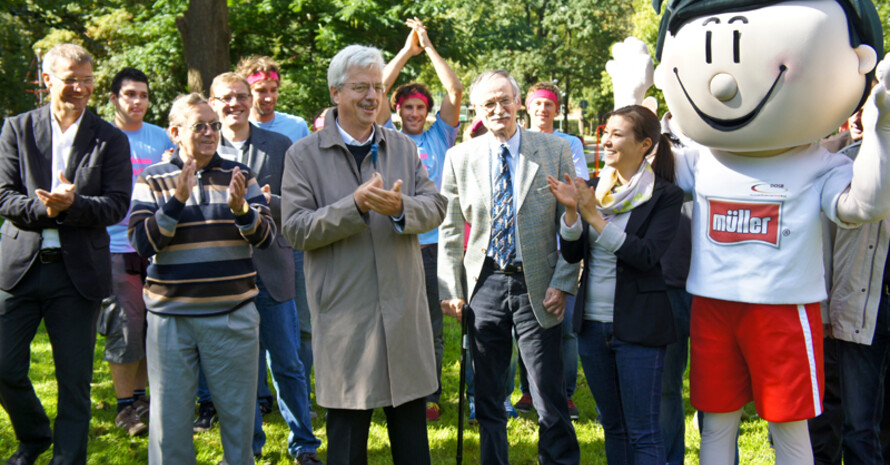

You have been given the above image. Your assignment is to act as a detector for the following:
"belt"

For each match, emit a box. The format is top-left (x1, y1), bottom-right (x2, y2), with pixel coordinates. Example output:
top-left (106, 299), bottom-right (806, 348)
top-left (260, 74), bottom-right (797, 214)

top-left (39, 248), bottom-right (63, 264)
top-left (485, 257), bottom-right (523, 274)
top-left (420, 243), bottom-right (437, 249)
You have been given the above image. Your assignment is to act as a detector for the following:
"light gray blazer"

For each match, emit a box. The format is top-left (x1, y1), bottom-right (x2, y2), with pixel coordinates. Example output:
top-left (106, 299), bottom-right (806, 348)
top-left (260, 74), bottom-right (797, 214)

top-left (437, 128), bottom-right (580, 329)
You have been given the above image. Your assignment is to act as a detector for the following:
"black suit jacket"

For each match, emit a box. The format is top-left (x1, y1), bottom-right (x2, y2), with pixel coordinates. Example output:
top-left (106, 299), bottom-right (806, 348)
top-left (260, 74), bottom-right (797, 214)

top-left (0, 106), bottom-right (132, 300)
top-left (560, 175), bottom-right (683, 347)
top-left (221, 124), bottom-right (295, 302)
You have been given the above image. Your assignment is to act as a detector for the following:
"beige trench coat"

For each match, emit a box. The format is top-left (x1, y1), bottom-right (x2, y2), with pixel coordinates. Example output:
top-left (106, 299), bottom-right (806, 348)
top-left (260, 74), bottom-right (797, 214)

top-left (281, 110), bottom-right (446, 409)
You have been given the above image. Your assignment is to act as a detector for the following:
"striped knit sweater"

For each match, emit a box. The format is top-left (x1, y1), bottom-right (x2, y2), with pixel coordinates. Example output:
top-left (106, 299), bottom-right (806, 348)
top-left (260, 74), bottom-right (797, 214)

top-left (128, 152), bottom-right (275, 316)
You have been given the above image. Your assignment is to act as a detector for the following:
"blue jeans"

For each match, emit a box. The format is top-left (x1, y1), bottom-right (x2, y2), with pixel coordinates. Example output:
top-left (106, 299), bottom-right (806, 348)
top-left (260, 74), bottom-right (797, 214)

top-left (837, 292), bottom-right (890, 465)
top-left (578, 320), bottom-right (666, 465)
top-left (250, 277), bottom-right (320, 457)
top-left (661, 287), bottom-right (691, 465)
top-left (293, 249), bottom-right (313, 400)
top-left (518, 294), bottom-right (579, 398)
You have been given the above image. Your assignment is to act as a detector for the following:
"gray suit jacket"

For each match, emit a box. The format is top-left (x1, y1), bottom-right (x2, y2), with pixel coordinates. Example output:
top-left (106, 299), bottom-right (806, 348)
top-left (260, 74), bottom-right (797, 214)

top-left (221, 124), bottom-right (295, 302)
top-left (0, 106), bottom-right (132, 300)
top-left (437, 129), bottom-right (580, 329)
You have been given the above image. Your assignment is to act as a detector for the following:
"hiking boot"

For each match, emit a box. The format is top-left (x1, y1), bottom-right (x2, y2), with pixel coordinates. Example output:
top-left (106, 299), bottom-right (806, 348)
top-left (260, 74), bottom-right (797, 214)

top-left (504, 400), bottom-right (518, 419)
top-left (115, 404), bottom-right (148, 436)
top-left (514, 394), bottom-right (533, 413)
top-left (426, 402), bottom-right (441, 422)
top-left (133, 396), bottom-right (150, 421)
top-left (296, 451), bottom-right (323, 465)
top-left (193, 402), bottom-right (218, 433)
top-left (567, 397), bottom-right (579, 421)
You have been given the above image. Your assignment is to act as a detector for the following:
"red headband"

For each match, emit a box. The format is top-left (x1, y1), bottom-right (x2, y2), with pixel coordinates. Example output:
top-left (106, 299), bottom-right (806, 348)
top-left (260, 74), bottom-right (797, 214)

top-left (396, 91), bottom-right (430, 110)
top-left (526, 89), bottom-right (559, 107)
top-left (246, 71), bottom-right (280, 86)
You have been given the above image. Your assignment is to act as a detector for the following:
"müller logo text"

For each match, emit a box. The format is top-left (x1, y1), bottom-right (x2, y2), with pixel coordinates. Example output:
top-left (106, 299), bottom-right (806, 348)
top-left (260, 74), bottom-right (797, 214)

top-left (708, 199), bottom-right (782, 247)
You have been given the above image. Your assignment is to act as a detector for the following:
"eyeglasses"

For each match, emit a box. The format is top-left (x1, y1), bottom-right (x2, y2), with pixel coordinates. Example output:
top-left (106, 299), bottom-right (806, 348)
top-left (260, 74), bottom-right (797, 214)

top-left (211, 93), bottom-right (251, 104)
top-left (342, 82), bottom-right (386, 94)
top-left (182, 121), bottom-right (222, 133)
top-left (479, 97), bottom-right (515, 113)
top-left (50, 75), bottom-right (94, 86)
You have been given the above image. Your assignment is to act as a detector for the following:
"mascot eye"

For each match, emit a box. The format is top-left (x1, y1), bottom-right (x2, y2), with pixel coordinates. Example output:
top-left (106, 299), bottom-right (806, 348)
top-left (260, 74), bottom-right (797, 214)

top-left (706, 30), bottom-right (713, 64)
top-left (733, 30), bottom-right (741, 63)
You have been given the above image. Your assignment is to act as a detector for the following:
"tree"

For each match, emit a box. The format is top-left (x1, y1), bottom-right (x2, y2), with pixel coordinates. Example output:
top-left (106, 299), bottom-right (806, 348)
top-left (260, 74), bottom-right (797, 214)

top-left (176, 0), bottom-right (230, 95)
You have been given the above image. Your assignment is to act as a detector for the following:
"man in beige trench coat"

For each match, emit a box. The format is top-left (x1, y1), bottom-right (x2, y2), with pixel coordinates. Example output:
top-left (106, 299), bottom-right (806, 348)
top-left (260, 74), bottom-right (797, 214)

top-left (281, 44), bottom-right (447, 465)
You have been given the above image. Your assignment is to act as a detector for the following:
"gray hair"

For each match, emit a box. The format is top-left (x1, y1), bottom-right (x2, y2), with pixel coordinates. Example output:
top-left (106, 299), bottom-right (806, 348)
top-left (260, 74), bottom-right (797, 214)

top-left (327, 45), bottom-right (385, 90)
top-left (469, 70), bottom-right (521, 106)
top-left (168, 93), bottom-right (209, 128)
top-left (42, 43), bottom-right (93, 76)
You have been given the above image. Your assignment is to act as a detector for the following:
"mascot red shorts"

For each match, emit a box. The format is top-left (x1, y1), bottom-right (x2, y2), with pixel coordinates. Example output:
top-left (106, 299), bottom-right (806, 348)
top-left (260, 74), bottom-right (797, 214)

top-left (689, 296), bottom-right (824, 422)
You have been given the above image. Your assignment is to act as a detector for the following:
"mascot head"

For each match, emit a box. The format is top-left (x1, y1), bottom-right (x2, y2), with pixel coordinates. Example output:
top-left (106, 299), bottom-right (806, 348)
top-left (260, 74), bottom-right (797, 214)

top-left (653, 0), bottom-right (883, 152)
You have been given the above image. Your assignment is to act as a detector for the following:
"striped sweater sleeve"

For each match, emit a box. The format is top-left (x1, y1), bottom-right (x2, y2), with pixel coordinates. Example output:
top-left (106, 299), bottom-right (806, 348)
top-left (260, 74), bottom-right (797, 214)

top-left (128, 168), bottom-right (185, 259)
top-left (235, 170), bottom-right (275, 249)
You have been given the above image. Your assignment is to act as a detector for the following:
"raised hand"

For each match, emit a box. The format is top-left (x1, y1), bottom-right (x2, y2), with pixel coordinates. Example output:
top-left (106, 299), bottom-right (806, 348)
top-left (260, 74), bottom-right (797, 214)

top-left (606, 37), bottom-right (654, 109)
top-left (227, 166), bottom-right (247, 212)
top-left (174, 158), bottom-right (196, 203)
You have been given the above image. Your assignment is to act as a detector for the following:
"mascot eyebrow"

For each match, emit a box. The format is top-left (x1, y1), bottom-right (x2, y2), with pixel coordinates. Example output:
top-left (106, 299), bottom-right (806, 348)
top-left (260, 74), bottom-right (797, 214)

top-left (703, 16), bottom-right (747, 63)
top-left (654, 0), bottom-right (883, 110)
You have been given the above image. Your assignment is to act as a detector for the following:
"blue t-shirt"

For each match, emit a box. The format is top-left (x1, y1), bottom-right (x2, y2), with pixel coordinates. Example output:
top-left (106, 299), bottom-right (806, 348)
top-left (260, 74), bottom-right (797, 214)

top-left (108, 122), bottom-right (174, 253)
top-left (251, 111), bottom-right (309, 143)
top-left (386, 112), bottom-right (458, 245)
top-left (553, 130), bottom-right (589, 180)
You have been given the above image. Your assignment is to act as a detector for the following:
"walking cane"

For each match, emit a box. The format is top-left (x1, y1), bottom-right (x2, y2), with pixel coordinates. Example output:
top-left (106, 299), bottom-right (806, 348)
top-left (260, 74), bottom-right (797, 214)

top-left (456, 304), bottom-right (470, 465)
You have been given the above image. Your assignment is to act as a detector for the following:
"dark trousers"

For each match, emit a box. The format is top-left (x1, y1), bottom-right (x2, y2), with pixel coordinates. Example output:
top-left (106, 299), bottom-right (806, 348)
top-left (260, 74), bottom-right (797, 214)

top-left (809, 336), bottom-right (843, 465)
top-left (469, 262), bottom-right (579, 465)
top-left (0, 261), bottom-right (101, 465)
top-left (837, 295), bottom-right (890, 465)
top-left (325, 396), bottom-right (430, 465)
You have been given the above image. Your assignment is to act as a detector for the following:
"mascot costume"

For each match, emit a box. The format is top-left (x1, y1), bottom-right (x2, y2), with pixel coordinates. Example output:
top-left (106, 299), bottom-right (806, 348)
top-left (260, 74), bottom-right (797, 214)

top-left (609, 0), bottom-right (890, 463)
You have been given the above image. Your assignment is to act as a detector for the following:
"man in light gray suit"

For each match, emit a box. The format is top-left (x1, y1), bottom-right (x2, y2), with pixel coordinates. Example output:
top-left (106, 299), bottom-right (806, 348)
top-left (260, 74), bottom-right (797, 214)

top-left (209, 72), bottom-right (322, 465)
top-left (438, 69), bottom-right (580, 465)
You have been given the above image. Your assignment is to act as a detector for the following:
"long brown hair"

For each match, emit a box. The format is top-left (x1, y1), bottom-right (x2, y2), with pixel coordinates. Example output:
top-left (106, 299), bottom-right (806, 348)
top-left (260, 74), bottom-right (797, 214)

top-left (607, 105), bottom-right (675, 183)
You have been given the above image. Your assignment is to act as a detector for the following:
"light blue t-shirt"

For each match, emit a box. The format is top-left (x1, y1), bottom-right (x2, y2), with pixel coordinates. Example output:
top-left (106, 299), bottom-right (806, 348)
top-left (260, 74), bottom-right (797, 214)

top-left (108, 122), bottom-right (174, 253)
top-left (385, 112), bottom-right (458, 245)
top-left (251, 111), bottom-right (309, 143)
top-left (553, 130), bottom-right (589, 180)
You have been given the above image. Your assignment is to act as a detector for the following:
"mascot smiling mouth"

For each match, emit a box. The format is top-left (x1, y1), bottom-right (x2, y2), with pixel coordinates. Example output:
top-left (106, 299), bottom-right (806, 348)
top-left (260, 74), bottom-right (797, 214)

top-left (673, 65), bottom-right (787, 131)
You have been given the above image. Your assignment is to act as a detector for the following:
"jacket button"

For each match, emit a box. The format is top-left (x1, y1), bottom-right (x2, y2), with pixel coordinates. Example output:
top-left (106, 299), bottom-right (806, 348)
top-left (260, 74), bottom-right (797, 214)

top-left (869, 245), bottom-right (874, 249)
top-left (855, 329), bottom-right (860, 334)
top-left (862, 288), bottom-right (867, 292)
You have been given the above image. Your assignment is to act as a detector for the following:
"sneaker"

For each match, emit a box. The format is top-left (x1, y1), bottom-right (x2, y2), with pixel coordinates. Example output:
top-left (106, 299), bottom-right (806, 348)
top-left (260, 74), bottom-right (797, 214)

top-left (468, 397), bottom-right (478, 424)
top-left (567, 397), bottom-right (579, 421)
top-left (296, 451), bottom-right (323, 465)
top-left (193, 402), bottom-right (218, 433)
top-left (115, 404), bottom-right (148, 436)
top-left (133, 396), bottom-right (150, 421)
top-left (426, 402), bottom-right (441, 422)
top-left (504, 400), bottom-right (518, 418)
top-left (514, 394), bottom-right (533, 413)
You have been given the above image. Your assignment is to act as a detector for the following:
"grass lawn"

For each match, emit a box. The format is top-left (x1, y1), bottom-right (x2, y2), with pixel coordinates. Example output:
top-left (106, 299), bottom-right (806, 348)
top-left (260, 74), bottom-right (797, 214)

top-left (0, 318), bottom-right (777, 464)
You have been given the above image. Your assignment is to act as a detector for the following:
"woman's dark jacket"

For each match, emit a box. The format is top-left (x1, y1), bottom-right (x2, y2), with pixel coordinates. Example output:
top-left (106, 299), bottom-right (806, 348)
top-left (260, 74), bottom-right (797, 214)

top-left (560, 175), bottom-right (683, 347)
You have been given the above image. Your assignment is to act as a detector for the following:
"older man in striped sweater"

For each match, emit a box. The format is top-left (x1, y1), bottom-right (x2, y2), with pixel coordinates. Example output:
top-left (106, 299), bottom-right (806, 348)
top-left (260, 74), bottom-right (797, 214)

top-left (128, 92), bottom-right (275, 465)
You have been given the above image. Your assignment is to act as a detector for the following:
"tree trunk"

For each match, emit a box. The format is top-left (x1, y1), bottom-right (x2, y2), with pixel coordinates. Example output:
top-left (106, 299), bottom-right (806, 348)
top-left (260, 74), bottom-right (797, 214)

top-left (176, 0), bottom-right (230, 96)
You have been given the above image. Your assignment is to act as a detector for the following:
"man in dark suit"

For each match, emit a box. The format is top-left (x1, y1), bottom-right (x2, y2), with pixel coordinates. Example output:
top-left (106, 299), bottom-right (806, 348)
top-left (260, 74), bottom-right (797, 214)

top-left (0, 43), bottom-right (132, 465)
top-left (208, 72), bottom-right (322, 465)
top-left (438, 69), bottom-right (580, 464)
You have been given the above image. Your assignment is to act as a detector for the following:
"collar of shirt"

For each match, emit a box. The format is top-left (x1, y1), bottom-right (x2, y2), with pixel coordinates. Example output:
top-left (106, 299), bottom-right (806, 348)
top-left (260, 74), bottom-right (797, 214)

top-left (50, 110), bottom-right (85, 188)
top-left (335, 118), bottom-right (375, 146)
top-left (486, 128), bottom-right (521, 160)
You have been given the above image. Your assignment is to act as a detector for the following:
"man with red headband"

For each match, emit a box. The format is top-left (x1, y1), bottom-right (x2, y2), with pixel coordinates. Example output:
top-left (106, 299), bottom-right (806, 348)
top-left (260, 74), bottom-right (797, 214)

top-left (237, 56), bottom-right (310, 144)
top-left (514, 81), bottom-right (589, 420)
top-left (235, 55), bottom-right (317, 421)
top-left (376, 17), bottom-right (463, 422)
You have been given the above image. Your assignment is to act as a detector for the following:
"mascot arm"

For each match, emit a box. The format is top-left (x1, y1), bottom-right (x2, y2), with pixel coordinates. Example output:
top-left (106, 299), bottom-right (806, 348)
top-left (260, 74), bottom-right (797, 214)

top-left (607, 37), bottom-right (654, 109)
top-left (837, 56), bottom-right (890, 224)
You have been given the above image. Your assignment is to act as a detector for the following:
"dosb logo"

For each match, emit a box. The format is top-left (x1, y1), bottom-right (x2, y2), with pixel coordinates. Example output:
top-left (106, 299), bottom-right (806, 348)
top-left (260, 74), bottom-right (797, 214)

top-left (708, 199), bottom-right (781, 247)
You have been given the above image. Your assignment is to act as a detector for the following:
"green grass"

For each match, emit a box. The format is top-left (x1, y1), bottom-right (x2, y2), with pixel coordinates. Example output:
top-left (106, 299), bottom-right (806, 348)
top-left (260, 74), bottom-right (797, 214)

top-left (0, 319), bottom-right (777, 464)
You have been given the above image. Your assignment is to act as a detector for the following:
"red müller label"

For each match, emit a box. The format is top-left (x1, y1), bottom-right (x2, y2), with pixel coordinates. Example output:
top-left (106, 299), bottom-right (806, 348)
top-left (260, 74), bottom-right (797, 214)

top-left (707, 199), bottom-right (781, 246)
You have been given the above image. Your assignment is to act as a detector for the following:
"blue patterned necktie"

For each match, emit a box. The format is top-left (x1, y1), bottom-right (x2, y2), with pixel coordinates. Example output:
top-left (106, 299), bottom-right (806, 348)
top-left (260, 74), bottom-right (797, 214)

top-left (489, 144), bottom-right (515, 268)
